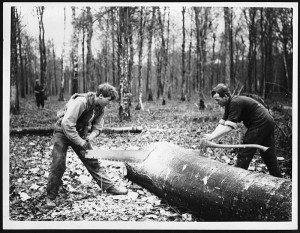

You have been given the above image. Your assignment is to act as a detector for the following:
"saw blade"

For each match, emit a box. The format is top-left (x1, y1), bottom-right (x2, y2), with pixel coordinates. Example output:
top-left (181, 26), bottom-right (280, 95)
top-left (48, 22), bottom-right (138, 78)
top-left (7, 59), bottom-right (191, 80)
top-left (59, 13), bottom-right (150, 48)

top-left (85, 148), bottom-right (153, 163)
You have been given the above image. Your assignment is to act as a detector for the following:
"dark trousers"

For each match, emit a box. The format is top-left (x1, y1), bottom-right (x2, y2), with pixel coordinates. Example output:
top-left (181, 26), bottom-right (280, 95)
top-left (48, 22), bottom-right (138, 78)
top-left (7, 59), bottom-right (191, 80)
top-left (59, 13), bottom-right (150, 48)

top-left (235, 122), bottom-right (282, 177)
top-left (46, 126), bottom-right (114, 200)
top-left (36, 94), bottom-right (44, 108)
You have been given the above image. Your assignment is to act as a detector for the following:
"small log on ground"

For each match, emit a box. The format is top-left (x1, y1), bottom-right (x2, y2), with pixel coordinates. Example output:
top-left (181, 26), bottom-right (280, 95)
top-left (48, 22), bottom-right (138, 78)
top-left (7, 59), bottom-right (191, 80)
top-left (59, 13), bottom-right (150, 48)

top-left (125, 142), bottom-right (292, 221)
top-left (10, 126), bottom-right (143, 135)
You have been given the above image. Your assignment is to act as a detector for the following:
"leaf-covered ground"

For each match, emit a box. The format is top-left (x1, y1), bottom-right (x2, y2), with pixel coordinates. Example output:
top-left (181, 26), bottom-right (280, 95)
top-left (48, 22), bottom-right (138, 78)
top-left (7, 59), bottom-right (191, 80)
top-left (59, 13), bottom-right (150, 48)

top-left (8, 95), bottom-right (292, 222)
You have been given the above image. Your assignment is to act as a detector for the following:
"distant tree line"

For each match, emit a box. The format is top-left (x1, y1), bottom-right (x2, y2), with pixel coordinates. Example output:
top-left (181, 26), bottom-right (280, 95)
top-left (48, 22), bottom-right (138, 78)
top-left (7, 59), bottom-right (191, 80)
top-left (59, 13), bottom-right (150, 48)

top-left (10, 6), bottom-right (293, 117)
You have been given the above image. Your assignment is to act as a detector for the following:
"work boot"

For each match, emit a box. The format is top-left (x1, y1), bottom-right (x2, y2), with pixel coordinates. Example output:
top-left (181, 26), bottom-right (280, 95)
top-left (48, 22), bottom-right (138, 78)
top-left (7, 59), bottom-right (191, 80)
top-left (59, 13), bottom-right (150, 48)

top-left (106, 185), bottom-right (128, 195)
top-left (45, 197), bottom-right (56, 208)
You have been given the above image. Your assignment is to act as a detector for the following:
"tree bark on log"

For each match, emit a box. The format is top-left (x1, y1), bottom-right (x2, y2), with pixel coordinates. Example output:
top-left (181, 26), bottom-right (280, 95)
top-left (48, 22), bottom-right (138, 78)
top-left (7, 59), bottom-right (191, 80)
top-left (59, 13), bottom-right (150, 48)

top-left (125, 142), bottom-right (292, 221)
top-left (10, 126), bottom-right (143, 135)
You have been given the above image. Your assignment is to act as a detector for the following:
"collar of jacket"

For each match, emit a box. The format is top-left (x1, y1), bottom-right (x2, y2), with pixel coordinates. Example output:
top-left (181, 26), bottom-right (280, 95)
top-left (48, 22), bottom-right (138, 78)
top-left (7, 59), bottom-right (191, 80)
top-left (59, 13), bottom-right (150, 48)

top-left (71, 92), bottom-right (96, 110)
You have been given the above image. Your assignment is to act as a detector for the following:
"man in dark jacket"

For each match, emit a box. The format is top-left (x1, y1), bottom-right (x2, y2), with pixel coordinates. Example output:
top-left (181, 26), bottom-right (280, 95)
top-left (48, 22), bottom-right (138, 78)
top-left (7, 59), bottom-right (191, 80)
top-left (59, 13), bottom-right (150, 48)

top-left (34, 79), bottom-right (44, 109)
top-left (46, 83), bottom-right (128, 208)
top-left (202, 83), bottom-right (282, 177)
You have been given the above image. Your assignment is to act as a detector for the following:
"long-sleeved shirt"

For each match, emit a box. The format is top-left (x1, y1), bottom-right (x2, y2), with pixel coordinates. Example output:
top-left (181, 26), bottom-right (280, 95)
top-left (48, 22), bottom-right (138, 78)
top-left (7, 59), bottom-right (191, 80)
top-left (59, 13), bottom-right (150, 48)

top-left (58, 92), bottom-right (104, 147)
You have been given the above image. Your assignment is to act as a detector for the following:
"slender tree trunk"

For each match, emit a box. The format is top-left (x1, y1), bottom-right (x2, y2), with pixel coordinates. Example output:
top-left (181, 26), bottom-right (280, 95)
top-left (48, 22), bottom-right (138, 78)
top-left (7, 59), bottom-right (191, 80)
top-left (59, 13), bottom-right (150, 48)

top-left (181, 7), bottom-right (186, 101)
top-left (37, 7), bottom-right (47, 94)
top-left (224, 7), bottom-right (231, 87)
top-left (86, 7), bottom-right (94, 91)
top-left (260, 10), bottom-right (266, 97)
top-left (194, 8), bottom-right (201, 93)
top-left (157, 7), bottom-right (168, 105)
top-left (118, 7), bottom-right (131, 121)
top-left (212, 33), bottom-right (216, 88)
top-left (10, 7), bottom-right (20, 114)
top-left (136, 7), bottom-right (145, 111)
top-left (188, 18), bottom-right (193, 99)
top-left (16, 10), bottom-right (25, 98)
top-left (264, 8), bottom-right (275, 99)
top-left (229, 8), bottom-right (234, 87)
top-left (52, 46), bottom-right (57, 95)
top-left (71, 7), bottom-right (79, 94)
top-left (58, 7), bottom-right (66, 101)
top-left (155, 37), bottom-right (162, 100)
top-left (82, 27), bottom-right (86, 92)
top-left (166, 10), bottom-right (171, 100)
top-left (146, 7), bottom-right (156, 101)
top-left (128, 13), bottom-right (134, 94)
top-left (111, 8), bottom-right (116, 86)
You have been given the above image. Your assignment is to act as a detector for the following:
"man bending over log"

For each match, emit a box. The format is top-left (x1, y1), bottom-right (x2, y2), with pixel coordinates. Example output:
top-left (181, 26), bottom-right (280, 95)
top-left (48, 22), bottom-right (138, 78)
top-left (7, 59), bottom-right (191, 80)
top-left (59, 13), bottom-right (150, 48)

top-left (46, 83), bottom-right (128, 208)
top-left (201, 83), bottom-right (282, 178)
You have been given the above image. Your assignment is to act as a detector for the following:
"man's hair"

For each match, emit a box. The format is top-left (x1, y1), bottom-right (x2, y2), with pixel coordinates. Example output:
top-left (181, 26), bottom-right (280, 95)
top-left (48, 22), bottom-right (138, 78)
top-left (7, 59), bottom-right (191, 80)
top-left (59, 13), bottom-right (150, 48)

top-left (96, 83), bottom-right (118, 100)
top-left (211, 83), bottom-right (231, 98)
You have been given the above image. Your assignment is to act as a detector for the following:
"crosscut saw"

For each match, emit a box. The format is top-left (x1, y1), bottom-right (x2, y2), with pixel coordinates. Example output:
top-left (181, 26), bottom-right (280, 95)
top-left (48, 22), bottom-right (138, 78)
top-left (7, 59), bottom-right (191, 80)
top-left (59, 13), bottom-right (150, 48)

top-left (85, 147), bottom-right (155, 163)
top-left (84, 140), bottom-right (269, 163)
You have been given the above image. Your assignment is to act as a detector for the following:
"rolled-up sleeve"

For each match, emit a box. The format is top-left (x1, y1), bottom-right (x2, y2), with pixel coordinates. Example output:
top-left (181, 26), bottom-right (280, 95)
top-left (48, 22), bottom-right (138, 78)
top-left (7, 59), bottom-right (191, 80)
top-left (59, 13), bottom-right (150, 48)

top-left (221, 101), bottom-right (241, 129)
top-left (61, 98), bottom-right (87, 146)
top-left (224, 120), bottom-right (237, 129)
top-left (219, 119), bottom-right (225, 125)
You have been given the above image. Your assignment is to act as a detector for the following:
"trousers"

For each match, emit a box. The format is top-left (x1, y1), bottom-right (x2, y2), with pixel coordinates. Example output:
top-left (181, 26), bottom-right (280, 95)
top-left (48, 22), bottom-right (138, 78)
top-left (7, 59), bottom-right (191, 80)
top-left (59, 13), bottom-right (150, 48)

top-left (46, 125), bottom-right (114, 199)
top-left (36, 94), bottom-right (44, 108)
top-left (235, 120), bottom-right (282, 177)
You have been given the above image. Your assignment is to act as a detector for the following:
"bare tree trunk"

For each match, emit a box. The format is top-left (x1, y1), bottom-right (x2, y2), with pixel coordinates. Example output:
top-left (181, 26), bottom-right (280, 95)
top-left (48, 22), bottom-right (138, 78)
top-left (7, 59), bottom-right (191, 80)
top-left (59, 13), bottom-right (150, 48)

top-left (211, 33), bottom-right (216, 88)
top-left (58, 7), bottom-right (66, 101)
top-left (86, 7), bottom-right (94, 91)
top-left (82, 27), bottom-right (86, 92)
top-left (259, 8), bottom-right (265, 97)
top-left (136, 7), bottom-right (145, 111)
top-left (128, 12), bottom-right (134, 94)
top-left (187, 10), bottom-right (193, 99)
top-left (16, 10), bottom-right (25, 98)
top-left (155, 37), bottom-right (162, 100)
top-left (10, 6), bottom-right (20, 114)
top-left (111, 8), bottom-right (116, 86)
top-left (166, 10), bottom-right (171, 100)
top-left (180, 7), bottom-right (186, 101)
top-left (194, 8), bottom-right (201, 93)
top-left (264, 8), bottom-right (275, 99)
top-left (224, 7), bottom-right (231, 87)
top-left (146, 7), bottom-right (156, 101)
top-left (118, 7), bottom-right (131, 121)
top-left (52, 46), bottom-right (57, 95)
top-left (71, 7), bottom-right (79, 94)
top-left (157, 7), bottom-right (169, 105)
top-left (244, 8), bottom-right (258, 93)
top-left (36, 7), bottom-right (47, 94)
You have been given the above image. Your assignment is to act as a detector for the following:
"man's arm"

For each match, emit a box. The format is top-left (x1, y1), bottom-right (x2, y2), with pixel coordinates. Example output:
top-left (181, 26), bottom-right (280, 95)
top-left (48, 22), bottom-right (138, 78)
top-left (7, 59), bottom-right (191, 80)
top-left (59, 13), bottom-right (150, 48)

top-left (87, 112), bottom-right (104, 141)
top-left (203, 119), bottom-right (236, 141)
top-left (61, 98), bottom-right (87, 147)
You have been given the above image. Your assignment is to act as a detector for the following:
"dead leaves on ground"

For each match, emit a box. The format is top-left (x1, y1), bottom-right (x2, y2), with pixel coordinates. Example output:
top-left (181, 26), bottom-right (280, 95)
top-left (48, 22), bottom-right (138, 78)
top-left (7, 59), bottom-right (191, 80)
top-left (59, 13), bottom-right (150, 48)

top-left (8, 96), bottom-right (291, 221)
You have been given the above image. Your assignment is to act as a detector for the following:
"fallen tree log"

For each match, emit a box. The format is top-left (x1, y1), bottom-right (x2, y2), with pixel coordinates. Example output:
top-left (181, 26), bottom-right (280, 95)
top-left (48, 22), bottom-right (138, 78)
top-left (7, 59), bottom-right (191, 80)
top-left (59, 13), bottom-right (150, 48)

top-left (125, 142), bottom-right (292, 221)
top-left (10, 126), bottom-right (143, 135)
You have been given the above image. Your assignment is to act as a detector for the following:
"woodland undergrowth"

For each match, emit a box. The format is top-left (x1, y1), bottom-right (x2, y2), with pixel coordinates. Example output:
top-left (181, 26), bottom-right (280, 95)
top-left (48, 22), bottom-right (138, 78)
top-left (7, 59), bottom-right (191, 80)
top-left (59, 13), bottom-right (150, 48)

top-left (7, 94), bottom-right (292, 222)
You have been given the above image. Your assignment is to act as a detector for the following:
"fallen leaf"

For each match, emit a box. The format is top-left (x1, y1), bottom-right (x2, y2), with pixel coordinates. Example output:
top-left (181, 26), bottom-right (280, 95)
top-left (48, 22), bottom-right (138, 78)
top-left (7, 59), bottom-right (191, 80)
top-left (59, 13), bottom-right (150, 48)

top-left (128, 191), bottom-right (139, 200)
top-left (79, 175), bottom-right (92, 184)
top-left (19, 192), bottom-right (31, 201)
top-left (29, 184), bottom-right (40, 190)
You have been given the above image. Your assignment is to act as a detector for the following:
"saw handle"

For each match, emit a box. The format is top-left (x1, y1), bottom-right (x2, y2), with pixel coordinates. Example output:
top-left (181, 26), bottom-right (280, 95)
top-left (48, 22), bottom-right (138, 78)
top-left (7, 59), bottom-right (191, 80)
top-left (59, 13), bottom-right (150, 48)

top-left (201, 140), bottom-right (269, 152)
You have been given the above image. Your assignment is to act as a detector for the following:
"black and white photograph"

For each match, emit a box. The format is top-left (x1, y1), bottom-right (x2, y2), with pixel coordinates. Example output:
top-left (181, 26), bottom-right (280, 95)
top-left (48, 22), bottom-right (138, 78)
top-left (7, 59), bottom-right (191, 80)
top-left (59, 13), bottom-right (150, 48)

top-left (2, 2), bottom-right (298, 230)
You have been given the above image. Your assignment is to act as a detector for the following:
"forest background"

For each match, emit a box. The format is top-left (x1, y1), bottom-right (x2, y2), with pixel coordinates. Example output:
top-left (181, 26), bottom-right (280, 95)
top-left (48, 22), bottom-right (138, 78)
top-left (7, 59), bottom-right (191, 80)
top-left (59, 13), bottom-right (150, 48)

top-left (3, 2), bottom-right (298, 229)
top-left (6, 2), bottom-right (295, 115)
